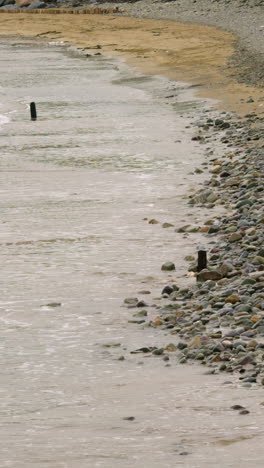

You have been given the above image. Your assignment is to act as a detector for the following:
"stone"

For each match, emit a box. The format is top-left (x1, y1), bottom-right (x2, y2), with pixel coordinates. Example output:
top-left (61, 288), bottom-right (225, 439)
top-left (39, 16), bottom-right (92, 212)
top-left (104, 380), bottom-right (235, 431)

top-left (225, 294), bottom-right (241, 304)
top-left (229, 232), bottom-right (243, 242)
top-left (161, 262), bottom-right (175, 271)
top-left (237, 355), bottom-right (256, 366)
top-left (197, 270), bottom-right (222, 282)
top-left (254, 256), bottom-right (264, 265)
top-left (177, 342), bottom-right (188, 350)
top-left (27, 0), bottom-right (46, 7)
top-left (148, 219), bottom-right (159, 224)
top-left (44, 302), bottom-right (61, 308)
top-left (165, 343), bottom-right (177, 352)
top-left (133, 310), bottom-right (147, 317)
top-left (246, 340), bottom-right (258, 350)
top-left (152, 348), bottom-right (164, 356)
top-left (162, 285), bottom-right (174, 295)
top-left (231, 405), bottom-right (245, 410)
top-left (124, 297), bottom-right (138, 305)
top-left (131, 347), bottom-right (156, 354)
top-left (207, 193), bottom-right (218, 203)
top-left (218, 263), bottom-right (233, 277)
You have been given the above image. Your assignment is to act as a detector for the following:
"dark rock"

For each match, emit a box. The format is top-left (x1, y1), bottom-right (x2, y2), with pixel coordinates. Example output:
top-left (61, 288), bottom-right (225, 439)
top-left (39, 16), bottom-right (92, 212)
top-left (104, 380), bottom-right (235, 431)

top-left (131, 347), bottom-right (156, 354)
top-left (161, 262), bottom-right (175, 271)
top-left (162, 285), bottom-right (174, 295)
top-left (231, 404), bottom-right (245, 410)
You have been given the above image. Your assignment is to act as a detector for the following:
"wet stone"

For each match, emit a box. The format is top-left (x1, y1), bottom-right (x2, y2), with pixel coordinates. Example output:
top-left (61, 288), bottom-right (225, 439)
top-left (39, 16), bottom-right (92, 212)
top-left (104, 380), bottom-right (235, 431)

top-left (161, 262), bottom-right (175, 271)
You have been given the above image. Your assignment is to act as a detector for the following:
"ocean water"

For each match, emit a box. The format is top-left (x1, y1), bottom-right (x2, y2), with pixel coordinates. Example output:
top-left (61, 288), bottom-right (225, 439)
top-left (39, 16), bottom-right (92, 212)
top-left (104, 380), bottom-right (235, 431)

top-left (0, 38), bottom-right (263, 468)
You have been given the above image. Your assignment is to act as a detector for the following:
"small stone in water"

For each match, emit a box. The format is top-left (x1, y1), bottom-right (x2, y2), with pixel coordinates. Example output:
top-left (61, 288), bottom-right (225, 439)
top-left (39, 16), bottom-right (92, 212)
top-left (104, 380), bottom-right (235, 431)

top-left (161, 262), bottom-right (175, 271)
top-left (124, 297), bottom-right (138, 305)
top-left (231, 405), bottom-right (245, 410)
top-left (44, 302), bottom-right (61, 307)
top-left (239, 409), bottom-right (250, 415)
top-left (162, 285), bottom-right (174, 295)
top-left (123, 416), bottom-right (135, 421)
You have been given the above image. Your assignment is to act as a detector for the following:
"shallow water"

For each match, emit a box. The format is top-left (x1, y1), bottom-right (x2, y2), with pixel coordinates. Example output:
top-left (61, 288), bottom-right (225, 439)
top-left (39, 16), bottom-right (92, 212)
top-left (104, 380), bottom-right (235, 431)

top-left (0, 38), bottom-right (264, 467)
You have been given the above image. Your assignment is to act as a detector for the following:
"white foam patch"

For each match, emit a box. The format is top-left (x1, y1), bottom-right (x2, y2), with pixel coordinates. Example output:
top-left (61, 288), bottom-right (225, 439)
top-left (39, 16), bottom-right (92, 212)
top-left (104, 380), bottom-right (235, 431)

top-left (0, 113), bottom-right (10, 126)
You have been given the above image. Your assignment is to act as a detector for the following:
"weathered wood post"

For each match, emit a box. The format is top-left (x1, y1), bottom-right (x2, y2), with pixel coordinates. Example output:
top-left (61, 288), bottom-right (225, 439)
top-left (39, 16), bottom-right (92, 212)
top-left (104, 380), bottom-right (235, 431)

top-left (197, 250), bottom-right (207, 272)
top-left (30, 102), bottom-right (37, 121)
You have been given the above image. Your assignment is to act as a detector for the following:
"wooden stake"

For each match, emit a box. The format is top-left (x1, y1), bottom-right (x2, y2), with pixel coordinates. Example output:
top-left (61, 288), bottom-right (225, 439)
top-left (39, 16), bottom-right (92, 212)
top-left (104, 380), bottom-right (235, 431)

top-left (197, 250), bottom-right (207, 272)
top-left (30, 102), bottom-right (37, 121)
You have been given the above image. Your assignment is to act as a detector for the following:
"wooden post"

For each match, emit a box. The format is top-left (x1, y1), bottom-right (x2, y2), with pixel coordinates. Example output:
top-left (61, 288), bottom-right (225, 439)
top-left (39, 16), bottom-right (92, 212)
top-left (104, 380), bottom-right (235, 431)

top-left (30, 102), bottom-right (37, 121)
top-left (197, 250), bottom-right (207, 272)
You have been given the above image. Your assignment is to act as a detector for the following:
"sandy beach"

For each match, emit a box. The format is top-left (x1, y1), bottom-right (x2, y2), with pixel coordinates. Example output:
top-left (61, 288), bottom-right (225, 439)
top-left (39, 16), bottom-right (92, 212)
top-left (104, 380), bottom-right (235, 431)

top-left (0, 10), bottom-right (263, 114)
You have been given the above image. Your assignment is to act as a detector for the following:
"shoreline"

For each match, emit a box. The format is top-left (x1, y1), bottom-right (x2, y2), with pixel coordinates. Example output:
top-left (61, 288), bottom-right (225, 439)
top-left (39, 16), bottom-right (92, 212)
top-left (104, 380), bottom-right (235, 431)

top-left (0, 11), bottom-right (263, 385)
top-left (0, 12), bottom-right (263, 116)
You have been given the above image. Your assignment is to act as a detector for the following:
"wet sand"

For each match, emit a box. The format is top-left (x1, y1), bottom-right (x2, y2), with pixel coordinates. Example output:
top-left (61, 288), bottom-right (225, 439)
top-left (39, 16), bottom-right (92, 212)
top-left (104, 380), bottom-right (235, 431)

top-left (0, 12), bottom-right (263, 115)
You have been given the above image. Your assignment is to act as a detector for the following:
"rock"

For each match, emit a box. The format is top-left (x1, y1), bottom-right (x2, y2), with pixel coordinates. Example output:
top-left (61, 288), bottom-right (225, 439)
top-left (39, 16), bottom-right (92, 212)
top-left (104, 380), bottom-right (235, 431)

top-left (128, 319), bottom-right (145, 324)
top-left (162, 222), bottom-right (174, 228)
top-left (239, 410), bottom-right (250, 415)
top-left (27, 0), bottom-right (46, 7)
top-left (237, 355), bottom-right (256, 366)
top-left (0, 0), bottom-right (14, 5)
top-left (177, 342), bottom-right (188, 350)
top-left (254, 256), bottom-right (264, 264)
top-left (229, 232), bottom-right (243, 242)
top-left (161, 262), bottom-right (175, 271)
top-left (131, 347), bottom-right (156, 354)
top-left (207, 193), bottom-right (218, 203)
top-left (197, 270), bottom-right (222, 282)
top-left (162, 285), bottom-right (174, 295)
top-left (152, 348), bottom-right (164, 356)
top-left (152, 317), bottom-right (163, 326)
top-left (124, 297), bottom-right (138, 305)
top-left (231, 405), bottom-right (245, 410)
top-left (165, 343), bottom-right (177, 352)
top-left (0, 3), bottom-right (17, 7)
top-left (148, 219), bottom-right (159, 224)
top-left (44, 302), bottom-right (61, 308)
top-left (218, 263), bottom-right (233, 277)
top-left (246, 340), bottom-right (258, 350)
top-left (133, 310), bottom-right (147, 317)
top-left (225, 294), bottom-right (241, 304)
top-left (137, 300), bottom-right (148, 308)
